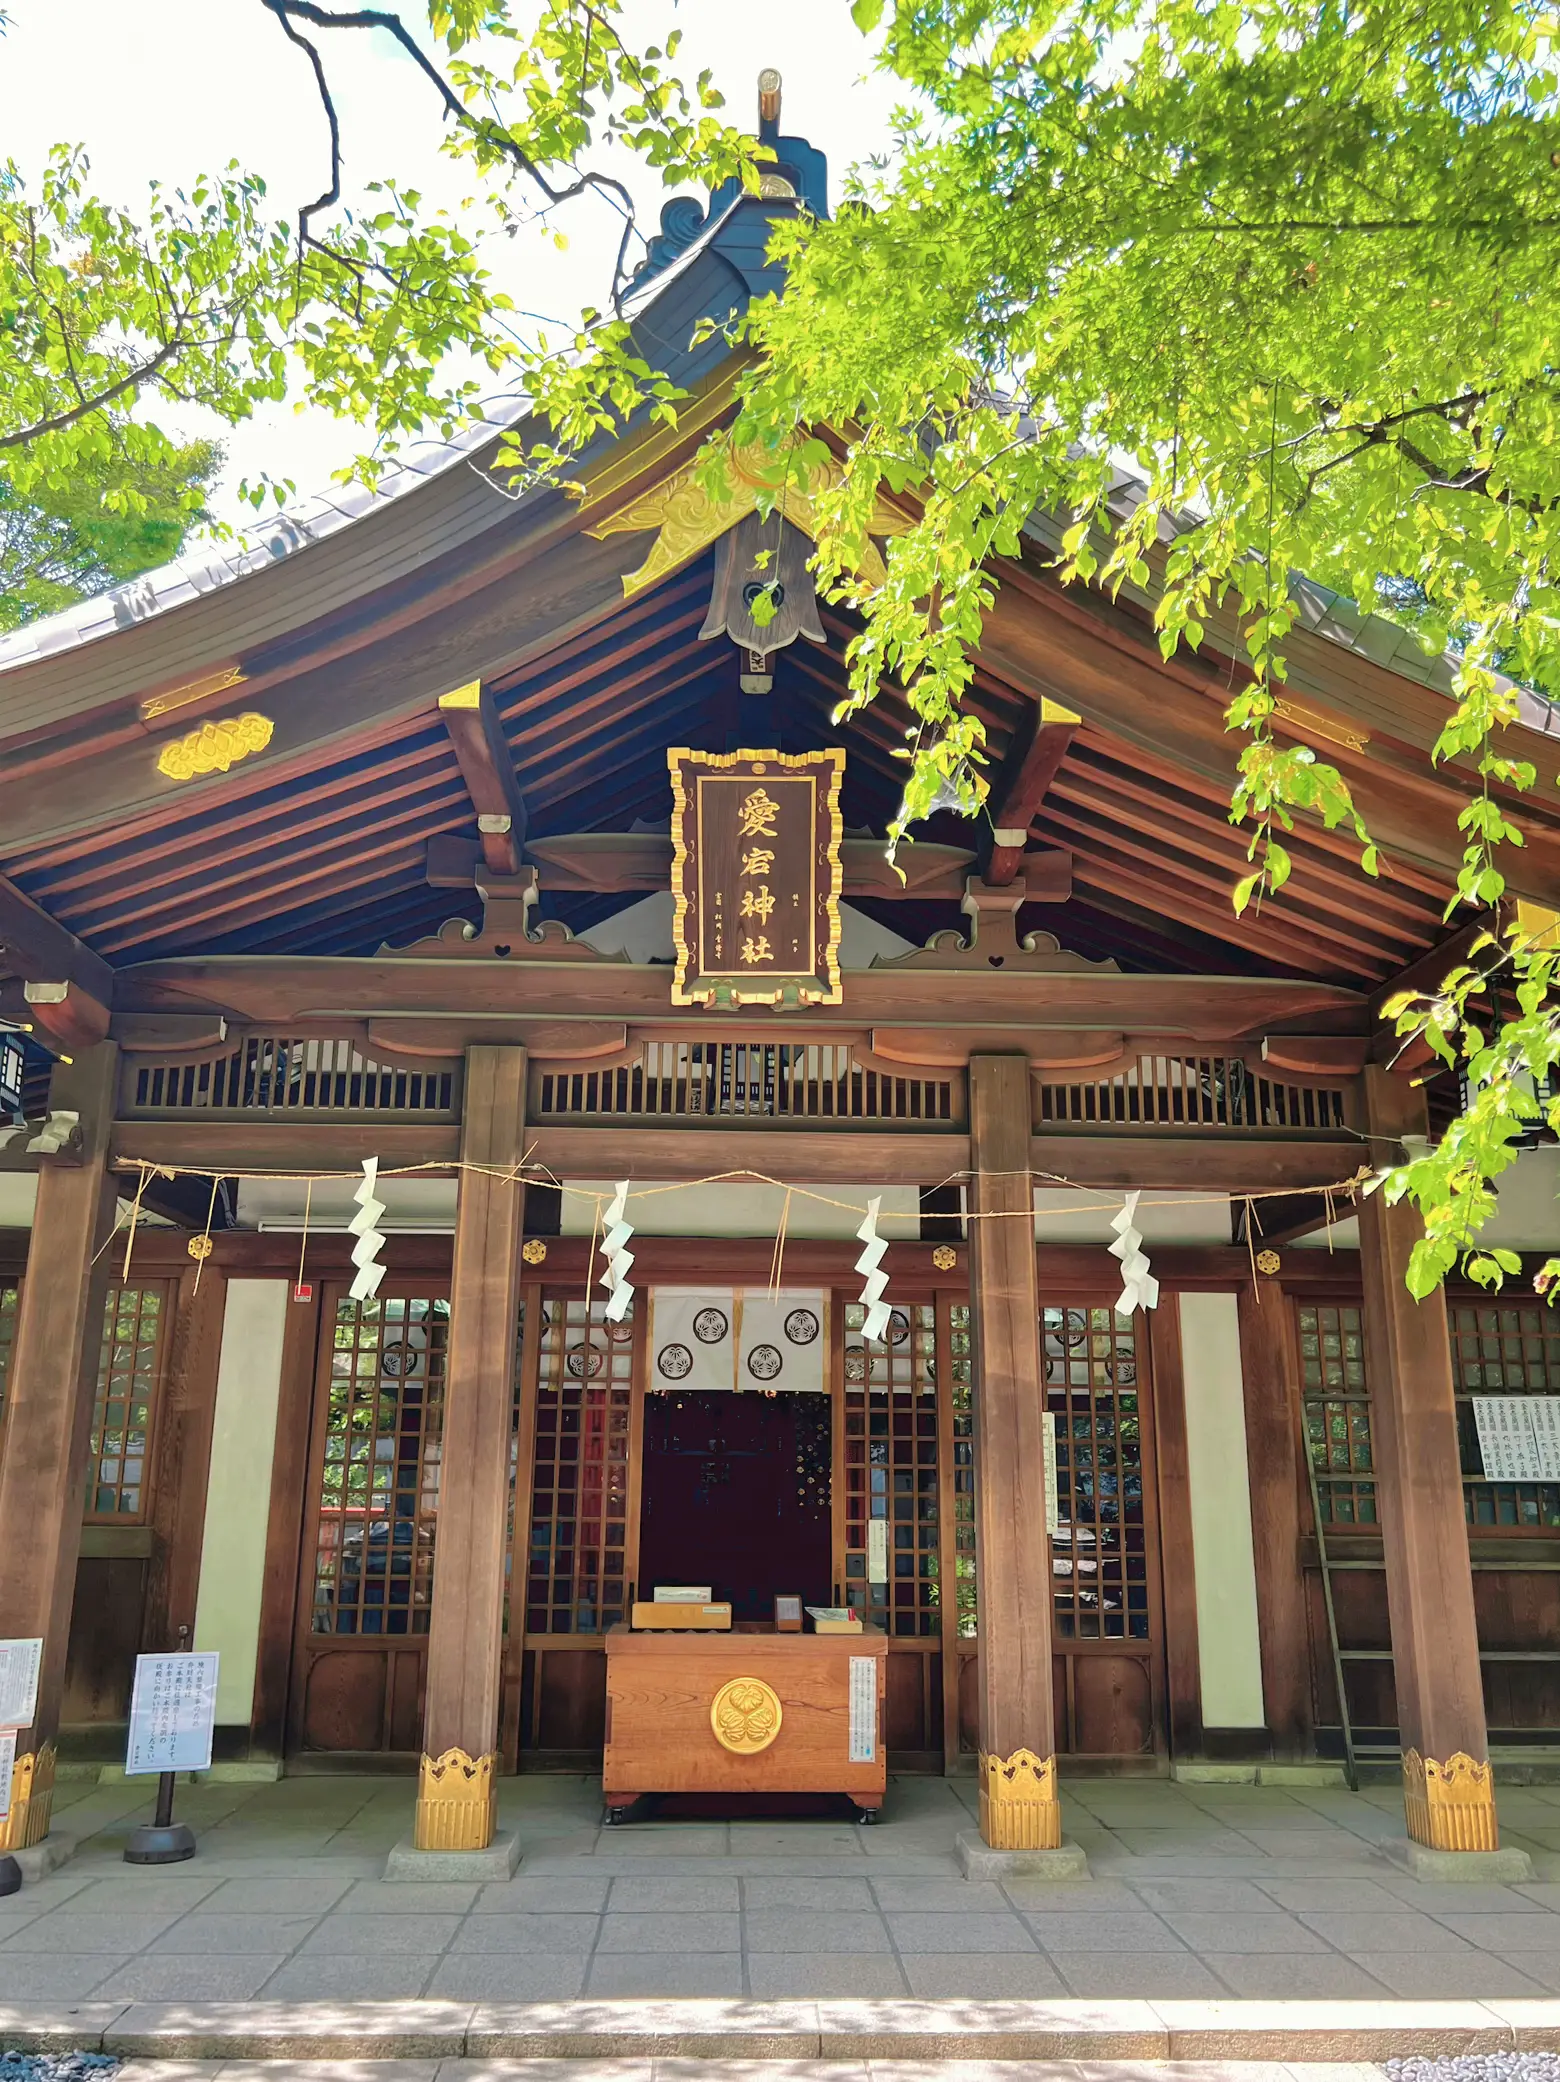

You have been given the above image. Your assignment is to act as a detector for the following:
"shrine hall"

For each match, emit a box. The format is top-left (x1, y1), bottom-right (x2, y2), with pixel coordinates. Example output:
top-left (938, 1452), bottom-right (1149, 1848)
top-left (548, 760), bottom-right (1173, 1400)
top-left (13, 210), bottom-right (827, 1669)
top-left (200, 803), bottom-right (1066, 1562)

top-left (2, 80), bottom-right (1559, 1879)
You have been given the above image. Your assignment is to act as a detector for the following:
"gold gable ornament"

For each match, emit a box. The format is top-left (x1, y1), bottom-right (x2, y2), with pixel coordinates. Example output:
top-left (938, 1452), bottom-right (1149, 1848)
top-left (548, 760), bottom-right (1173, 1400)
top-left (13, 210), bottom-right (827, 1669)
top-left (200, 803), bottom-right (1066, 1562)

top-left (584, 431), bottom-right (909, 600)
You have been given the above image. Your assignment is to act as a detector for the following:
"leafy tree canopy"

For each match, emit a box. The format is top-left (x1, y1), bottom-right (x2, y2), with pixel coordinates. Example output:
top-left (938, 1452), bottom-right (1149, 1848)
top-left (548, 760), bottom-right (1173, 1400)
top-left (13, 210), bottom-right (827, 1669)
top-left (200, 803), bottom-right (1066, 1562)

top-left (0, 437), bottom-right (221, 630)
top-left (3, 0), bottom-right (1559, 1293)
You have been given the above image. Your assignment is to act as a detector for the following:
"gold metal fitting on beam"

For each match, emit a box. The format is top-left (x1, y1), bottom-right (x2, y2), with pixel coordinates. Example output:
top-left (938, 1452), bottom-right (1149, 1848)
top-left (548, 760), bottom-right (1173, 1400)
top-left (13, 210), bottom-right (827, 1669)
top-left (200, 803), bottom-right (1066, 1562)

top-left (978, 1747), bottom-right (1062, 1851)
top-left (0, 1742), bottom-right (56, 1852)
top-left (414, 1746), bottom-right (499, 1852)
top-left (1402, 1748), bottom-right (1499, 1853)
top-left (155, 711), bottom-right (274, 781)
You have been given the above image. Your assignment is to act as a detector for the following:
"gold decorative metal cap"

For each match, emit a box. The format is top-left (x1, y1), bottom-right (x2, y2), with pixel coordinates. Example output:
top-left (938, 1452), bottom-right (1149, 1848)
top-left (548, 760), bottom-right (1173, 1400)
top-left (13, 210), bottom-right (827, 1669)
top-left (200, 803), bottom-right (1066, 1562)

top-left (187, 1234), bottom-right (214, 1261)
top-left (932, 1244), bottom-right (959, 1271)
top-left (1256, 1248), bottom-right (1281, 1275)
top-left (522, 1238), bottom-right (549, 1264)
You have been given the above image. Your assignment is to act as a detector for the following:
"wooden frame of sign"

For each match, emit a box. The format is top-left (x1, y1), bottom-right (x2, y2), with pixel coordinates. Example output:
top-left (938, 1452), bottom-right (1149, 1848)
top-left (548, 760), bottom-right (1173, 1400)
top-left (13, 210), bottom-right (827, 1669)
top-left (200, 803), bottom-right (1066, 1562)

top-left (667, 747), bottom-right (844, 1006)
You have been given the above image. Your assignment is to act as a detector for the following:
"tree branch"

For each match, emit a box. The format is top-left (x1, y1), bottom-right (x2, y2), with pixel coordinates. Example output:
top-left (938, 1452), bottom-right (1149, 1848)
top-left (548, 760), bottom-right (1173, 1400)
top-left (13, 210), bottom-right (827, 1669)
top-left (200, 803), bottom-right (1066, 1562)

top-left (258, 0), bottom-right (642, 315)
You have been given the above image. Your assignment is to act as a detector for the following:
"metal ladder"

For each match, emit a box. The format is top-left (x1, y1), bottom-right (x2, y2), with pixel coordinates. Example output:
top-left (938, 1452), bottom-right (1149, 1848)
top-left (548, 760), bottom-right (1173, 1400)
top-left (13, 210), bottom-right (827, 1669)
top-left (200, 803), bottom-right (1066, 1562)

top-left (1306, 1448), bottom-right (1560, 1790)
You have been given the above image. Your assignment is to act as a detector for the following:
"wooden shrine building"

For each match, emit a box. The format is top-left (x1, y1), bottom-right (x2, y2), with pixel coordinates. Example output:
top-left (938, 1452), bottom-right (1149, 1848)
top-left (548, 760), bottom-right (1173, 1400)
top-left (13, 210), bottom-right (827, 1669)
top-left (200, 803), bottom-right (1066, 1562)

top-left (2, 82), bottom-right (1560, 1867)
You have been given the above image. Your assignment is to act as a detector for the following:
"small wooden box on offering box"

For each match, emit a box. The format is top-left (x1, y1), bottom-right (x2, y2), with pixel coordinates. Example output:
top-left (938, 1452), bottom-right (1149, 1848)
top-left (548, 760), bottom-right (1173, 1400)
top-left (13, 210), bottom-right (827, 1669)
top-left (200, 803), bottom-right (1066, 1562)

top-left (603, 1623), bottom-right (887, 1821)
top-left (630, 1600), bottom-right (732, 1630)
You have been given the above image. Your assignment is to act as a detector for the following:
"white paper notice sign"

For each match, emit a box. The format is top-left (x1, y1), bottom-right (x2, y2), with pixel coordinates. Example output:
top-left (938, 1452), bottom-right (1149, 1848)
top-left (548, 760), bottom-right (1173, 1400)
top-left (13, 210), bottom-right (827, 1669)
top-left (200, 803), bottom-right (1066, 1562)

top-left (0, 1639), bottom-right (42, 1730)
top-left (126, 1653), bottom-right (220, 1776)
top-left (0, 1728), bottom-right (15, 1821)
top-left (867, 1516), bottom-right (889, 1584)
top-left (1473, 1396), bottom-right (1547, 1481)
top-left (1043, 1410), bottom-right (1060, 1535)
top-left (1531, 1398), bottom-right (1560, 1480)
top-left (848, 1655), bottom-right (878, 1763)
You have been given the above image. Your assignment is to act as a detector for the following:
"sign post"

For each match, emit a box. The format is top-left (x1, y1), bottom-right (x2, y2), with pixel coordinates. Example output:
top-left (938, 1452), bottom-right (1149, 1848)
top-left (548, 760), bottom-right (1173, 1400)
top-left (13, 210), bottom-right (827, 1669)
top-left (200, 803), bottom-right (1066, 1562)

top-left (123, 1629), bottom-right (219, 1865)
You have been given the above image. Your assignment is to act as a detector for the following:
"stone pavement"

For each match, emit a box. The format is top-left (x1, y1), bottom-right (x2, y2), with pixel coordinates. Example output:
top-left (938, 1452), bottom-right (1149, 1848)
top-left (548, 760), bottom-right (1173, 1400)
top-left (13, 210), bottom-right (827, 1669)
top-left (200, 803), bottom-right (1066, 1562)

top-left (5, 1774), bottom-right (1560, 2006)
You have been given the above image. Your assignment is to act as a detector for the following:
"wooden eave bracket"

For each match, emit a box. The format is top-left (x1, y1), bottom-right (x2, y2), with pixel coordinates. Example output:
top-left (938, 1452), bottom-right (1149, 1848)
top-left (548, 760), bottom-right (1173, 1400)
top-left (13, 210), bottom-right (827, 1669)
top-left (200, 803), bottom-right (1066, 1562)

top-left (1, 872), bottom-right (113, 1051)
top-left (438, 681), bottom-right (528, 876)
top-left (985, 697), bottom-right (1080, 886)
top-left (0, 1108), bottom-right (83, 1168)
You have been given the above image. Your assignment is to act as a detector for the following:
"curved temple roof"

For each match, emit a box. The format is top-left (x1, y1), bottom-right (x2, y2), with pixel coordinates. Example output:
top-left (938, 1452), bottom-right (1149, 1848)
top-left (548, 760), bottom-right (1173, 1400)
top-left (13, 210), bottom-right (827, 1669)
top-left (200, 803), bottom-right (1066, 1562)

top-left (1, 140), bottom-right (1557, 1009)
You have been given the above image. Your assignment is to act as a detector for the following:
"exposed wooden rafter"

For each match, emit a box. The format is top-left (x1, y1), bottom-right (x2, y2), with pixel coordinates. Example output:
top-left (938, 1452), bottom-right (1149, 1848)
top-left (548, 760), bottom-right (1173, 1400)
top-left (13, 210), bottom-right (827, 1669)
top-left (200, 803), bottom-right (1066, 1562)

top-left (0, 872), bottom-right (113, 1050)
top-left (985, 697), bottom-right (1080, 885)
top-left (438, 682), bottom-right (528, 876)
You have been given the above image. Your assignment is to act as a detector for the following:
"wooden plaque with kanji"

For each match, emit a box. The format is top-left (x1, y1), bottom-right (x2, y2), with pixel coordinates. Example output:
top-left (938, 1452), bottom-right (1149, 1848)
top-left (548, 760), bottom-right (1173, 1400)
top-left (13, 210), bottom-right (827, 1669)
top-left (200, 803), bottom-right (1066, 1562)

top-left (668, 747), bottom-right (844, 1006)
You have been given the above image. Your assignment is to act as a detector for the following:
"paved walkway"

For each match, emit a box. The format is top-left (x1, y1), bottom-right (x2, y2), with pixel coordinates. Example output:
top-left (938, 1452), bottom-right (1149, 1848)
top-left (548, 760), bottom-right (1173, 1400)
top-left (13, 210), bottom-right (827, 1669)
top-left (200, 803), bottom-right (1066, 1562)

top-left (4, 1775), bottom-right (1560, 2005)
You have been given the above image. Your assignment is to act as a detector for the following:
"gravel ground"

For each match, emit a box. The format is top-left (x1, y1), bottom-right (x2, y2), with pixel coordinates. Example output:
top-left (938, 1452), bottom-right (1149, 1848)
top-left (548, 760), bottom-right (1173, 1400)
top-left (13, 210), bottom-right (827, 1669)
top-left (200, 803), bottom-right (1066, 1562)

top-left (1388, 2062), bottom-right (1560, 2082)
top-left (0, 2060), bottom-right (118, 2082)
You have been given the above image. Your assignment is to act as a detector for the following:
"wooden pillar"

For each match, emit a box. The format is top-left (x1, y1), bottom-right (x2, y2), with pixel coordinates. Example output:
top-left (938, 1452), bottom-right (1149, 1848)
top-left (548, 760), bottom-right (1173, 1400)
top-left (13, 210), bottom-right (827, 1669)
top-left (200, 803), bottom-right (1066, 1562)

top-left (1237, 1283), bottom-right (1312, 1759)
top-left (968, 1054), bottom-right (1059, 1848)
top-left (0, 1045), bottom-right (118, 1851)
top-left (1359, 1066), bottom-right (1496, 1851)
top-left (415, 1045), bottom-right (527, 1852)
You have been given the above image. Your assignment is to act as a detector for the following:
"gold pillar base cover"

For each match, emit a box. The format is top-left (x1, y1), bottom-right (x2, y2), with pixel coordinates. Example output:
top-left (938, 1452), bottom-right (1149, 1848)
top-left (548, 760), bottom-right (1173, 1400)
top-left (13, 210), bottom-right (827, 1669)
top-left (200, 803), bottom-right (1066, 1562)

top-left (0, 1742), bottom-right (57, 1853)
top-left (978, 1747), bottom-right (1062, 1851)
top-left (1402, 1748), bottom-right (1499, 1853)
top-left (414, 1746), bottom-right (499, 1852)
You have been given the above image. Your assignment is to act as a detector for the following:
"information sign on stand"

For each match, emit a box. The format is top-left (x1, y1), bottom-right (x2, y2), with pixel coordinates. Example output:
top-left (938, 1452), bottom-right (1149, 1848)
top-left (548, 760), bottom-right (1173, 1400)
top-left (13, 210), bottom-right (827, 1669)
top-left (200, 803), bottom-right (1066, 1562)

top-left (123, 1643), bottom-right (218, 1866)
top-left (0, 1639), bottom-right (43, 1730)
top-left (126, 1652), bottom-right (220, 1775)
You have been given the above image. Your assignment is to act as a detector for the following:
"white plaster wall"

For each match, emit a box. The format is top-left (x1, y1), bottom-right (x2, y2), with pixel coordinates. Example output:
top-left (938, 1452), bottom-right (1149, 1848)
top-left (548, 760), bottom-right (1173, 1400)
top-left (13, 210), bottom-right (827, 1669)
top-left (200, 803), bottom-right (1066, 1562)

top-left (1178, 1290), bottom-right (1268, 1729)
top-left (578, 891), bottom-right (916, 968)
top-left (1035, 1187), bottom-right (1232, 1246)
top-left (0, 1175), bottom-right (38, 1228)
top-left (1295, 1145), bottom-right (1560, 1252)
top-left (193, 1280), bottom-right (289, 1726)
top-left (561, 1179), bottom-right (921, 1239)
top-left (237, 1175), bottom-right (458, 1231)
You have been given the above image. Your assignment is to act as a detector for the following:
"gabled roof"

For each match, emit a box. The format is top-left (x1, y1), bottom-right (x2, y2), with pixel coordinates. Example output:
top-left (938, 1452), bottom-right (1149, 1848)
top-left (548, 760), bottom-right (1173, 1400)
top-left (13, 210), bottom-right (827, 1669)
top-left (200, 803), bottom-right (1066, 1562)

top-left (1, 179), bottom-right (1557, 1003)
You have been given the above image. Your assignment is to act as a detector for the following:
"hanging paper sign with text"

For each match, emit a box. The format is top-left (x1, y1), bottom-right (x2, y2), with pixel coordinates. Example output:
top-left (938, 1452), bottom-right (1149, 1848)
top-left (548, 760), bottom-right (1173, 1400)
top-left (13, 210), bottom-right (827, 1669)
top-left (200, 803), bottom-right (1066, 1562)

top-left (848, 1655), bottom-right (878, 1763)
top-left (1473, 1396), bottom-right (1547, 1481)
top-left (1531, 1399), bottom-right (1560, 1480)
top-left (126, 1653), bottom-right (220, 1776)
top-left (1043, 1410), bottom-right (1060, 1535)
top-left (0, 1639), bottom-right (42, 1730)
top-left (668, 747), bottom-right (844, 1006)
top-left (0, 1728), bottom-right (15, 1821)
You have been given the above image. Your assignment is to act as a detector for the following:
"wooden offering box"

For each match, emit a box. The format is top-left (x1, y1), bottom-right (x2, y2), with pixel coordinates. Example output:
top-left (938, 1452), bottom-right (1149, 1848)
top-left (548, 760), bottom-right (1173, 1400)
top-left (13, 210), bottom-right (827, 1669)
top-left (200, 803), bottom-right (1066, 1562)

top-left (603, 1623), bottom-right (887, 1819)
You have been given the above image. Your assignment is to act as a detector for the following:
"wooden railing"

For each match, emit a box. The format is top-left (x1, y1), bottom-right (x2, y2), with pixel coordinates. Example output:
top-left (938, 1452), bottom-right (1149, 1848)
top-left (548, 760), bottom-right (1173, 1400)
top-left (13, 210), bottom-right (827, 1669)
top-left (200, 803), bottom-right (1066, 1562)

top-left (1034, 1054), bottom-right (1348, 1133)
top-left (120, 1034), bottom-right (460, 1121)
top-left (532, 1040), bottom-right (962, 1128)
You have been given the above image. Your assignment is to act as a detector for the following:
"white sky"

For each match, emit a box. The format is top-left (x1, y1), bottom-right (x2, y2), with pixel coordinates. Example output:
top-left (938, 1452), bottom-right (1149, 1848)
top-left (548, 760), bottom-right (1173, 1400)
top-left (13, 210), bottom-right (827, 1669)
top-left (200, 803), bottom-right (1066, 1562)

top-left (0, 1), bottom-right (902, 527)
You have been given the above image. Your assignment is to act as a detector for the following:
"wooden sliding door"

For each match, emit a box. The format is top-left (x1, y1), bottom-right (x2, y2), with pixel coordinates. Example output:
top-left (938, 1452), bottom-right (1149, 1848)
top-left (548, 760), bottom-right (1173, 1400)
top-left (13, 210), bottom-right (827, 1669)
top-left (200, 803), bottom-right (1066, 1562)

top-left (289, 1281), bottom-right (453, 1754)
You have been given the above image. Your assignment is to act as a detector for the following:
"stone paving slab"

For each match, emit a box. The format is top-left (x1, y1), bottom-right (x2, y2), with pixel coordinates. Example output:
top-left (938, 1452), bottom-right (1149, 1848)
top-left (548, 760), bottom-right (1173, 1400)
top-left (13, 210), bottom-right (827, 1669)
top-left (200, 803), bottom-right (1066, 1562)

top-left (95, 2062), bottom-right (1406, 2082)
top-left (10, 1997), bottom-right (1560, 2061)
top-left (7, 1775), bottom-right (1560, 2009)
